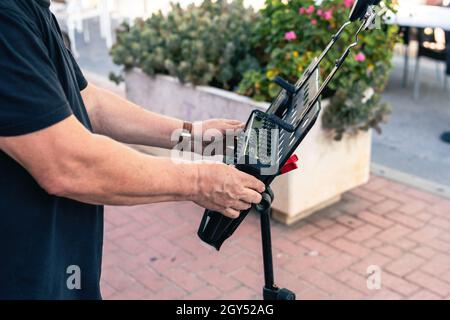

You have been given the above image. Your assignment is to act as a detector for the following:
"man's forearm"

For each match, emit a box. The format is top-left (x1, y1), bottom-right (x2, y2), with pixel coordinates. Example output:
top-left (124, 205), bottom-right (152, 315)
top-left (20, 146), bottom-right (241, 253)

top-left (82, 84), bottom-right (184, 149)
top-left (0, 116), bottom-right (198, 206)
top-left (57, 134), bottom-right (199, 206)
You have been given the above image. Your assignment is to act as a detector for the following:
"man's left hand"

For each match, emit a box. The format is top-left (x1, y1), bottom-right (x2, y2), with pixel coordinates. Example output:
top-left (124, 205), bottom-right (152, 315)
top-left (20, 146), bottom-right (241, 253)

top-left (192, 119), bottom-right (245, 155)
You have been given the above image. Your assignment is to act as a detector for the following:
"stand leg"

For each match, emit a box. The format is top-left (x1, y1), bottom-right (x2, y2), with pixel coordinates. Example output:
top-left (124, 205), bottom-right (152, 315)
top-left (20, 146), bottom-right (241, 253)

top-left (259, 194), bottom-right (275, 293)
top-left (256, 189), bottom-right (296, 301)
top-left (413, 57), bottom-right (421, 100)
top-left (402, 44), bottom-right (409, 88)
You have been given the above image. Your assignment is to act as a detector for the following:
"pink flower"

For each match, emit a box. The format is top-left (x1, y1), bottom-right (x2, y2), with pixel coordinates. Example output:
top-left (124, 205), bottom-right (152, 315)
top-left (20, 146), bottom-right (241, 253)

top-left (317, 9), bottom-right (323, 17)
top-left (344, 0), bottom-right (354, 9)
top-left (355, 52), bottom-right (366, 62)
top-left (323, 10), bottom-right (333, 20)
top-left (311, 19), bottom-right (317, 25)
top-left (299, 7), bottom-right (306, 14)
top-left (284, 31), bottom-right (297, 41)
top-left (306, 5), bottom-right (315, 14)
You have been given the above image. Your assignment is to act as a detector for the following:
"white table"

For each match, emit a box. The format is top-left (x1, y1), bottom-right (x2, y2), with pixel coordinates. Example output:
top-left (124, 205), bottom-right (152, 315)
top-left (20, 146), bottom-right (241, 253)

top-left (385, 4), bottom-right (450, 91)
top-left (386, 4), bottom-right (450, 30)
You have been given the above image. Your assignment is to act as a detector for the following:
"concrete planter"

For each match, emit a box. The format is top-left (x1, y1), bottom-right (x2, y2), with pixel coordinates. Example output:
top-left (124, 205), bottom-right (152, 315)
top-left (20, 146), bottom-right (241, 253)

top-left (125, 69), bottom-right (371, 225)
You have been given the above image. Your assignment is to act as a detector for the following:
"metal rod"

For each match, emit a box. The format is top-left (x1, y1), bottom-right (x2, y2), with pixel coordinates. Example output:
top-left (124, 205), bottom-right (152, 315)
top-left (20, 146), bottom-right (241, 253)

top-left (295, 21), bottom-right (352, 90)
top-left (258, 195), bottom-right (275, 289)
top-left (293, 18), bottom-right (367, 135)
top-left (311, 21), bottom-right (365, 105)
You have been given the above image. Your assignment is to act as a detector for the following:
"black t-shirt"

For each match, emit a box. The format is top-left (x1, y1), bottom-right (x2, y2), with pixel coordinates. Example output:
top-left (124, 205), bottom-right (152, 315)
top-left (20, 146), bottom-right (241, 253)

top-left (0, 0), bottom-right (103, 299)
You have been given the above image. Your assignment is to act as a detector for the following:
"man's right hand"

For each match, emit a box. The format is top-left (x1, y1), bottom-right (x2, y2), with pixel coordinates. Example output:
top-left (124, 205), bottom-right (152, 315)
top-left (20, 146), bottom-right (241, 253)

top-left (193, 162), bottom-right (266, 219)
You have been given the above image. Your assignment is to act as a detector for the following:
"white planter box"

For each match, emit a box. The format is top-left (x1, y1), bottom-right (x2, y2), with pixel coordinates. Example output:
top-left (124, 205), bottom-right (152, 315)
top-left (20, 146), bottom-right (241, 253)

top-left (125, 70), bottom-right (371, 225)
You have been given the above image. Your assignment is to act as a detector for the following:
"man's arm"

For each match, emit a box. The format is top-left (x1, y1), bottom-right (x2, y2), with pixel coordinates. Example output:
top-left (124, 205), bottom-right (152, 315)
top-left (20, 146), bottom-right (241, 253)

top-left (81, 84), bottom-right (245, 150)
top-left (0, 116), bottom-right (264, 217)
top-left (81, 83), bottom-right (184, 149)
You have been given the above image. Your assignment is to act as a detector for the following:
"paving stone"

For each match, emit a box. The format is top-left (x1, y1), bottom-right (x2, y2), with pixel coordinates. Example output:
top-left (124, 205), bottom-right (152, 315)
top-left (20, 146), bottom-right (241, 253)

top-left (385, 254), bottom-right (426, 277)
top-left (101, 176), bottom-right (450, 300)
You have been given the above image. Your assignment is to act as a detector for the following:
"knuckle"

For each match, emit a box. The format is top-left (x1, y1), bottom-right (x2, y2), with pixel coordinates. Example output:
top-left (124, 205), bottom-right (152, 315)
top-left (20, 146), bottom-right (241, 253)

top-left (226, 198), bottom-right (236, 206)
top-left (238, 187), bottom-right (248, 196)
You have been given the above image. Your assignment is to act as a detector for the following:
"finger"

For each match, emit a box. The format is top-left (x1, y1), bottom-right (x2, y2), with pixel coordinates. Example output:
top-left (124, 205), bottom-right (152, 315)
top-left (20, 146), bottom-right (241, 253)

top-left (223, 120), bottom-right (245, 129)
top-left (240, 173), bottom-right (266, 193)
top-left (224, 119), bottom-right (244, 125)
top-left (207, 204), bottom-right (227, 213)
top-left (231, 200), bottom-right (252, 211)
top-left (229, 123), bottom-right (246, 130)
top-left (240, 189), bottom-right (263, 205)
top-left (222, 208), bottom-right (240, 219)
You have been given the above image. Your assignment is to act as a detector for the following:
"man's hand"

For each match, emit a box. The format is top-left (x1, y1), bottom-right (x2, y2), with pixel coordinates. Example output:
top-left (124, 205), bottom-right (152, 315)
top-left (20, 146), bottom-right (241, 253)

top-left (193, 162), bottom-right (265, 219)
top-left (196, 119), bottom-right (245, 136)
top-left (192, 119), bottom-right (245, 155)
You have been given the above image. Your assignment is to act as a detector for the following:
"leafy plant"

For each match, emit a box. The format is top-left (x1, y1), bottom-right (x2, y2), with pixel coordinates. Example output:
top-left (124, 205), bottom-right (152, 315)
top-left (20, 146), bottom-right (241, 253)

top-left (110, 0), bottom-right (258, 90)
top-left (238, 0), bottom-right (398, 139)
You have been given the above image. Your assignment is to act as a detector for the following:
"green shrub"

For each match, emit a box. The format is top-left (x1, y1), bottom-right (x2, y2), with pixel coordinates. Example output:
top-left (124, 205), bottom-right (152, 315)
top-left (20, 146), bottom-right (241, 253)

top-left (238, 0), bottom-right (398, 139)
top-left (110, 0), bottom-right (258, 90)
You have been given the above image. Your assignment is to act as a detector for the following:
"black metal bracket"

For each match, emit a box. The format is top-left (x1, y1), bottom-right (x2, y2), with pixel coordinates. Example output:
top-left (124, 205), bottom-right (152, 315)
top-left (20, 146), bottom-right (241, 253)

top-left (251, 110), bottom-right (295, 133)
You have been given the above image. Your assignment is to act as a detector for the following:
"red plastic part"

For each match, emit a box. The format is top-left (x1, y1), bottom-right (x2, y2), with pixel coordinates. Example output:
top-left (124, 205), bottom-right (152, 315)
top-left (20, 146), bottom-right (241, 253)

top-left (280, 155), bottom-right (299, 175)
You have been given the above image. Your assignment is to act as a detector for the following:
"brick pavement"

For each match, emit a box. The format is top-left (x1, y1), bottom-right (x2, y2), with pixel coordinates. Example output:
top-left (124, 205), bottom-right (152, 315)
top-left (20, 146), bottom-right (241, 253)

top-left (101, 175), bottom-right (450, 300)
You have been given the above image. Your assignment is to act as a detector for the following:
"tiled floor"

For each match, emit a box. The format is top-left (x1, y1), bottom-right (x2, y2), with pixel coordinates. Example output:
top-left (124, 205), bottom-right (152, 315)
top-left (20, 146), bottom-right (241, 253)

top-left (101, 175), bottom-right (450, 300)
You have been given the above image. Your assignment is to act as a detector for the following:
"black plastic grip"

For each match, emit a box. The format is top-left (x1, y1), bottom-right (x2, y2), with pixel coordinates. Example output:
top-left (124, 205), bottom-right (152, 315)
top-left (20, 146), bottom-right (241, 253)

top-left (197, 208), bottom-right (252, 251)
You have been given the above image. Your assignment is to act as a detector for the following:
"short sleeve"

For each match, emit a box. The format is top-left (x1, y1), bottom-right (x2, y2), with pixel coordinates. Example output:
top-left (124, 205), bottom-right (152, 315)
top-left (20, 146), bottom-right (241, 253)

top-left (67, 46), bottom-right (88, 91)
top-left (0, 9), bottom-right (73, 137)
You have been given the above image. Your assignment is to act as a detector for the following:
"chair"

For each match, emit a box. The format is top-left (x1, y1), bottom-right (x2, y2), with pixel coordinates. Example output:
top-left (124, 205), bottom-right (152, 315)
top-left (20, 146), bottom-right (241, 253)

top-left (399, 26), bottom-right (411, 87)
top-left (413, 27), bottom-right (449, 99)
